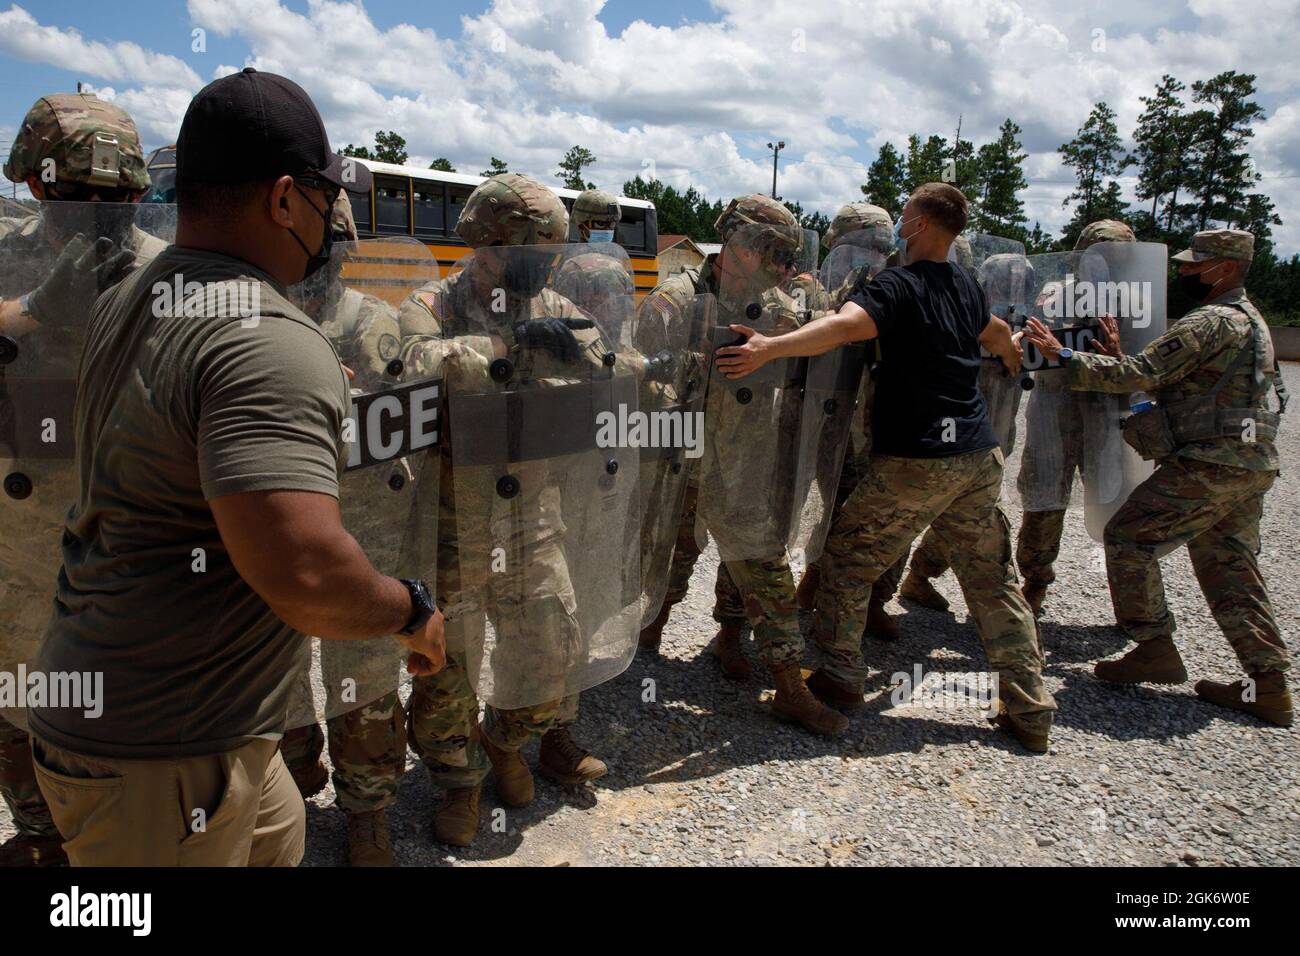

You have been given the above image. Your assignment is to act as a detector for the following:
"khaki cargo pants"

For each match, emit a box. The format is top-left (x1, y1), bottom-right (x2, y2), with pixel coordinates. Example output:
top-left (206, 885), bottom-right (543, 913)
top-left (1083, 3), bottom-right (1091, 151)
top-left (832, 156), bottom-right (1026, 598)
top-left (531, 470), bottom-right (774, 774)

top-left (31, 735), bottom-right (304, 867)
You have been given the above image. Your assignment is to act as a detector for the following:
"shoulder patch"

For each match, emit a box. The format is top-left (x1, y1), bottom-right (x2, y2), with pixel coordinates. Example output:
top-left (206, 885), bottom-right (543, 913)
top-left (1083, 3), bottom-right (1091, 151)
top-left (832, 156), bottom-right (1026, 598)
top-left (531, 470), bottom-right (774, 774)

top-left (1156, 337), bottom-right (1185, 359)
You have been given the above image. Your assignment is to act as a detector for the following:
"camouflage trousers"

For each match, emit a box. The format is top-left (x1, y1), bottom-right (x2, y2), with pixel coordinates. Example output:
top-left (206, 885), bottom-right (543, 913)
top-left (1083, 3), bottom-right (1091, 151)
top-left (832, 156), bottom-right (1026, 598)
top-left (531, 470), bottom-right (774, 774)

top-left (661, 483), bottom-right (748, 625)
top-left (814, 448), bottom-right (1055, 724)
top-left (1104, 458), bottom-right (1289, 674)
top-left (724, 554), bottom-right (805, 670)
top-left (1016, 386), bottom-right (1118, 585)
top-left (279, 691), bottom-right (407, 814)
top-left (0, 714), bottom-right (56, 838)
top-left (406, 652), bottom-right (578, 791)
top-left (815, 441), bottom-right (907, 605)
top-left (1016, 508), bottom-right (1068, 587)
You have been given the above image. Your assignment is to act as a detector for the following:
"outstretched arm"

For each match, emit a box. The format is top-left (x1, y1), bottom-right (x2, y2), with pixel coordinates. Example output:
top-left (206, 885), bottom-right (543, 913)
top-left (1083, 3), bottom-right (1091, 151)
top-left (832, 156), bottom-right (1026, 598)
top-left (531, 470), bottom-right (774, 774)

top-left (713, 300), bottom-right (878, 379)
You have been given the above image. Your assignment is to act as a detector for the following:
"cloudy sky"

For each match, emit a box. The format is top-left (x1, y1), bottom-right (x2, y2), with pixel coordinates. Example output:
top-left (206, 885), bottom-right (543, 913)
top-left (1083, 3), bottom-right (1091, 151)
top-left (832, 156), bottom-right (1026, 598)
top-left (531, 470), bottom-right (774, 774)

top-left (2, 0), bottom-right (1297, 252)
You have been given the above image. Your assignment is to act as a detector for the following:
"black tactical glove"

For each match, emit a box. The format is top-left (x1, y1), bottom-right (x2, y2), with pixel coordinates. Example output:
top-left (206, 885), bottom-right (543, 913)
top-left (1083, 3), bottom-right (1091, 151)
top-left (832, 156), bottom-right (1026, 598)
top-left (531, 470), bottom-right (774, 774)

top-left (642, 349), bottom-right (677, 383)
top-left (513, 316), bottom-right (595, 363)
top-left (27, 235), bottom-right (136, 327)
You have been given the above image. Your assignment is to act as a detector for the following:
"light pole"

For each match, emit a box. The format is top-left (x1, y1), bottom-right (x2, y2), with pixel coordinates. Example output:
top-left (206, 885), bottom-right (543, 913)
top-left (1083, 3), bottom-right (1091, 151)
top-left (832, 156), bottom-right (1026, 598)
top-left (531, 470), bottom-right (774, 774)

top-left (766, 140), bottom-right (785, 200)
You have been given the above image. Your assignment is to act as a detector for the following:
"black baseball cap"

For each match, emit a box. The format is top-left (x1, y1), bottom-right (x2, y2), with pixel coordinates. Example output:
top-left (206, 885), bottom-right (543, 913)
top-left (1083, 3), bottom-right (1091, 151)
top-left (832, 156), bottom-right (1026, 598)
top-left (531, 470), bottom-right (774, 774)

top-left (176, 67), bottom-right (371, 194)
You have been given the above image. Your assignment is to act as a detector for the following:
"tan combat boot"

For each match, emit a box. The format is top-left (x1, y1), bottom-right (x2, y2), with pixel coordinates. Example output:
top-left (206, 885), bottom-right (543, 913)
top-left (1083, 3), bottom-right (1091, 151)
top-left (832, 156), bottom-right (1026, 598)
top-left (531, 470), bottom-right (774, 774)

top-left (1022, 581), bottom-right (1048, 618)
top-left (539, 727), bottom-right (608, 784)
top-left (433, 786), bottom-right (482, 847)
top-left (1094, 636), bottom-right (1187, 685)
top-left (805, 667), bottom-right (865, 713)
top-left (864, 596), bottom-right (899, 641)
top-left (712, 622), bottom-right (752, 680)
top-left (795, 567), bottom-right (820, 611)
top-left (1195, 672), bottom-right (1294, 727)
top-left (638, 603), bottom-right (670, 654)
top-left (480, 728), bottom-right (534, 807)
top-left (770, 663), bottom-right (850, 736)
top-left (0, 832), bottom-right (67, 868)
top-left (900, 570), bottom-right (949, 612)
top-left (346, 809), bottom-right (393, 867)
top-left (989, 707), bottom-right (1051, 754)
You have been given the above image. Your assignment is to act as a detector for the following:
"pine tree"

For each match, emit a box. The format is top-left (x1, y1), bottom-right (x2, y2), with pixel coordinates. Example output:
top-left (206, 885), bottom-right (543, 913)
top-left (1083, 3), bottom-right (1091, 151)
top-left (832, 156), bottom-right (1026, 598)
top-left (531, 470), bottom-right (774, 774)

top-left (975, 119), bottom-right (1029, 237)
top-left (479, 157), bottom-right (509, 177)
top-left (1059, 102), bottom-right (1132, 246)
top-left (557, 146), bottom-right (598, 191)
top-left (1132, 75), bottom-right (1189, 236)
top-left (861, 142), bottom-right (907, 217)
top-left (1185, 71), bottom-right (1265, 231)
top-left (428, 158), bottom-right (456, 172)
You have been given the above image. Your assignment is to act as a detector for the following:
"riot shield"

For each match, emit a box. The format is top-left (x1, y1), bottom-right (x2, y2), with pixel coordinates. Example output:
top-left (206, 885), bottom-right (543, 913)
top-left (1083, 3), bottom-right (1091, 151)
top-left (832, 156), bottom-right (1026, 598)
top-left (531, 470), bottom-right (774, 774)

top-left (1013, 243), bottom-right (1167, 540)
top-left (283, 237), bottom-right (441, 729)
top-left (973, 246), bottom-right (1035, 454)
top-left (1076, 241), bottom-right (1167, 538)
top-left (628, 291), bottom-right (713, 626)
top-left (440, 243), bottom-right (642, 709)
top-left (695, 225), bottom-right (837, 562)
top-left (1, 202), bottom-right (175, 728)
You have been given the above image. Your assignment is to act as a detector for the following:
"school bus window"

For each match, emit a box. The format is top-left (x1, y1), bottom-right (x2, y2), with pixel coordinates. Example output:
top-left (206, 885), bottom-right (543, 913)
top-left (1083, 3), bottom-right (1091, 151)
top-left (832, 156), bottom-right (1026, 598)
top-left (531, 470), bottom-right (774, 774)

top-left (414, 184), bottom-right (445, 237)
top-left (448, 185), bottom-right (472, 232)
top-left (349, 189), bottom-right (372, 234)
top-left (617, 208), bottom-right (646, 253)
top-left (375, 177), bottom-right (410, 235)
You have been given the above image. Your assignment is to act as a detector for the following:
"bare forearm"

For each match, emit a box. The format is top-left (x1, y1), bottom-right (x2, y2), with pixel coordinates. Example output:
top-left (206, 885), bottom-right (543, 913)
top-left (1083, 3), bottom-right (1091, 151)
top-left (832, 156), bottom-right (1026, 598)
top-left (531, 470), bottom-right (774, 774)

top-left (272, 530), bottom-right (411, 640)
top-left (769, 303), bottom-right (875, 359)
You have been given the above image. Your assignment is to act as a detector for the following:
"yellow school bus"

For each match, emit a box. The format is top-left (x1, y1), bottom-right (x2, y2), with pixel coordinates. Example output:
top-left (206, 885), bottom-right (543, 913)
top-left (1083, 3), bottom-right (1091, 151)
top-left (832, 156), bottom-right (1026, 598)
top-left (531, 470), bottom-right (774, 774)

top-left (344, 159), bottom-right (659, 304)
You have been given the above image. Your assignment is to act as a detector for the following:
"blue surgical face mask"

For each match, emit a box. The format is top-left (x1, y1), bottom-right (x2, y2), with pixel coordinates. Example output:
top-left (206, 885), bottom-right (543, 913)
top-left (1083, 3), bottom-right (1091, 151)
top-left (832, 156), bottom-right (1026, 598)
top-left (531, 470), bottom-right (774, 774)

top-left (893, 216), bottom-right (921, 265)
top-left (588, 229), bottom-right (615, 244)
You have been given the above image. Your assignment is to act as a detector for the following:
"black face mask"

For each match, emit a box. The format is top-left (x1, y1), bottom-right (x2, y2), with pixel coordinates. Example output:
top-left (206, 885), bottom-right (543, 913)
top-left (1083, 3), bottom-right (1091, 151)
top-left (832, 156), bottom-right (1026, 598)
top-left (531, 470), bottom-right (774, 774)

top-left (1176, 267), bottom-right (1222, 303)
top-left (501, 247), bottom-right (556, 299)
top-left (289, 184), bottom-right (334, 282)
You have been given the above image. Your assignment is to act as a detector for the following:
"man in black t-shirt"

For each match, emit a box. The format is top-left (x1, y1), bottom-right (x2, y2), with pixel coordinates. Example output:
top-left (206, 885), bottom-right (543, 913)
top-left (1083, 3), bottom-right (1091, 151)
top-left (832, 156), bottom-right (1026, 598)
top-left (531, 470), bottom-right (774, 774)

top-left (715, 183), bottom-right (1056, 753)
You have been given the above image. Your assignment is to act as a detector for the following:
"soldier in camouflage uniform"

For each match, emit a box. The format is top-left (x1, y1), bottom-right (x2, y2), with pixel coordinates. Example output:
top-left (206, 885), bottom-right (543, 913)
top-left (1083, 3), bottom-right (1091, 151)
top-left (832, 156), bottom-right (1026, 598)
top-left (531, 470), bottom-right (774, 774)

top-left (396, 175), bottom-right (617, 847)
top-left (277, 193), bottom-right (410, 866)
top-left (0, 93), bottom-right (159, 867)
top-left (1025, 229), bottom-right (1292, 727)
top-left (571, 187), bottom-right (621, 244)
top-left (1014, 220), bottom-right (1136, 616)
top-left (643, 195), bottom-right (849, 735)
top-left (900, 251), bottom-right (1036, 611)
top-left (795, 203), bottom-right (909, 641)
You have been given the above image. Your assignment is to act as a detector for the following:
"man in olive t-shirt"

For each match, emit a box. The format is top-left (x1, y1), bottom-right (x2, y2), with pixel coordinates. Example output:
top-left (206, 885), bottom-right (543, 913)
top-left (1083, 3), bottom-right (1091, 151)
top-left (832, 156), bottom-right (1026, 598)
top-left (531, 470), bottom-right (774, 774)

top-left (28, 70), bottom-right (444, 867)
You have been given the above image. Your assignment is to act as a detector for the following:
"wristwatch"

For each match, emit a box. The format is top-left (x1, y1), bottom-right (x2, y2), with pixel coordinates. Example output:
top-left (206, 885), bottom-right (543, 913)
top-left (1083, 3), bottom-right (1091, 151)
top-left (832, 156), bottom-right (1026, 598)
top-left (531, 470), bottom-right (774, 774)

top-left (398, 578), bottom-right (436, 635)
top-left (1057, 347), bottom-right (1074, 364)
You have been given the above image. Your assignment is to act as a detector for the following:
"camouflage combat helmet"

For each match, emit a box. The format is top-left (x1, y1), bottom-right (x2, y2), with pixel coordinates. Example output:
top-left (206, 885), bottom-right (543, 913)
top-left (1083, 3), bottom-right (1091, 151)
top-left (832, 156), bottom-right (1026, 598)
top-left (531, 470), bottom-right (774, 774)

top-left (455, 172), bottom-right (569, 247)
top-left (331, 191), bottom-right (359, 242)
top-left (823, 202), bottom-right (892, 250)
top-left (979, 253), bottom-right (1036, 304)
top-left (714, 193), bottom-right (800, 249)
top-left (951, 234), bottom-right (974, 269)
top-left (571, 188), bottom-right (622, 228)
top-left (555, 252), bottom-right (634, 304)
top-left (4, 93), bottom-right (149, 191)
top-left (1075, 219), bottom-right (1135, 251)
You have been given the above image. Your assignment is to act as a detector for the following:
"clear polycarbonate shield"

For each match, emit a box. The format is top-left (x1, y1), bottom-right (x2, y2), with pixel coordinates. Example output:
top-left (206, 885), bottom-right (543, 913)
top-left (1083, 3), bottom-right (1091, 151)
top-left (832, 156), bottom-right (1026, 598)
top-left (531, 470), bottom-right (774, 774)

top-left (819, 227), bottom-right (893, 307)
top-left (1012, 243), bottom-right (1167, 540)
top-left (631, 291), bottom-right (713, 626)
top-left (1, 202), bottom-right (175, 728)
top-left (973, 246), bottom-right (1035, 455)
top-left (696, 225), bottom-right (830, 562)
top-left (441, 243), bottom-right (642, 709)
top-left (284, 237), bottom-right (441, 729)
top-left (1075, 241), bottom-right (1168, 539)
top-left (957, 233), bottom-right (1027, 270)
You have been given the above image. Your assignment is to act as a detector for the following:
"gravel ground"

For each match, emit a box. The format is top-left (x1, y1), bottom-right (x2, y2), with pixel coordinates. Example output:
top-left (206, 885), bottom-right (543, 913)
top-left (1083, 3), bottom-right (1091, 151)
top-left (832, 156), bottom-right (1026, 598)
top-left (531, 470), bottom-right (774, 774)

top-left (6, 364), bottom-right (1297, 867)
